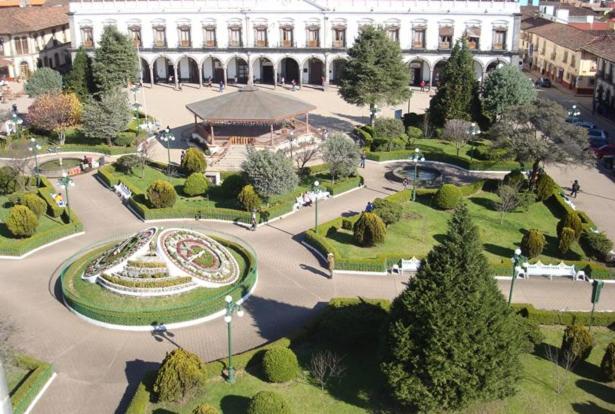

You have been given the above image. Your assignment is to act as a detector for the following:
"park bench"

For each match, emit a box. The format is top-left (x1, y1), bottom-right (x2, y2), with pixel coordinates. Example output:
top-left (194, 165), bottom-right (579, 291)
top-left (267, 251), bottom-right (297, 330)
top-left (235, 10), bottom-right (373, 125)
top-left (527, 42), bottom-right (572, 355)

top-left (516, 261), bottom-right (587, 281)
top-left (391, 257), bottom-right (422, 276)
top-left (293, 190), bottom-right (330, 210)
top-left (114, 182), bottom-right (132, 201)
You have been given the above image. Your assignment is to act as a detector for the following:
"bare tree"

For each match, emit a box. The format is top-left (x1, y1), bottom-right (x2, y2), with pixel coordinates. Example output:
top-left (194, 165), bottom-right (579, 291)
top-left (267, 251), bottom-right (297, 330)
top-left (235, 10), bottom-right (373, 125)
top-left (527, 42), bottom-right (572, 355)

top-left (443, 119), bottom-right (473, 156)
top-left (309, 350), bottom-right (345, 391)
top-left (294, 140), bottom-right (321, 171)
top-left (6, 140), bottom-right (32, 191)
top-left (496, 183), bottom-right (520, 224)
top-left (136, 135), bottom-right (151, 178)
top-left (544, 345), bottom-right (576, 395)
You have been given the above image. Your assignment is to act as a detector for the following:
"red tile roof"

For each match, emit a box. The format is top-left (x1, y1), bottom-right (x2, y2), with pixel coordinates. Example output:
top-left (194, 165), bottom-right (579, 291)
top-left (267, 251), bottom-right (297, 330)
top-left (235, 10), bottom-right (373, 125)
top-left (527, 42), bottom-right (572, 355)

top-left (569, 22), bottom-right (611, 31)
top-left (582, 35), bottom-right (615, 63)
top-left (526, 21), bottom-right (604, 50)
top-left (0, 4), bottom-right (67, 34)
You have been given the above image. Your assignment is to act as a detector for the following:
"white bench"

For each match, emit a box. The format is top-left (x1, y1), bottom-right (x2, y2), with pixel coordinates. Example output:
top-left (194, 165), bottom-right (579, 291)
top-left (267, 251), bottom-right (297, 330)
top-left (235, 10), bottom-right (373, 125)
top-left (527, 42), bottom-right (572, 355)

top-left (517, 261), bottom-right (587, 281)
top-left (391, 257), bottom-right (421, 276)
top-left (293, 190), bottom-right (331, 210)
top-left (114, 182), bottom-right (132, 201)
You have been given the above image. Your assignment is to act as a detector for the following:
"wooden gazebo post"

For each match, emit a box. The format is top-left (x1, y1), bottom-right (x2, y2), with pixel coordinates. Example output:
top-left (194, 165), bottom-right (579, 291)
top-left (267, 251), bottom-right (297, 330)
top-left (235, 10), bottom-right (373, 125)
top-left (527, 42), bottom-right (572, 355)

top-left (270, 124), bottom-right (274, 146)
top-left (306, 112), bottom-right (310, 134)
top-left (210, 123), bottom-right (215, 145)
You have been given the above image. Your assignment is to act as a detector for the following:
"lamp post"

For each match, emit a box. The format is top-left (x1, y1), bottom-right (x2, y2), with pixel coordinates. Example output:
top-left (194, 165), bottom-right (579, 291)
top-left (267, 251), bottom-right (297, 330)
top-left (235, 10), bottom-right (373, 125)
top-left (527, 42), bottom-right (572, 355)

top-left (58, 172), bottom-right (75, 223)
top-left (0, 358), bottom-right (12, 414)
top-left (224, 295), bottom-right (244, 384)
top-left (409, 148), bottom-right (425, 201)
top-left (160, 126), bottom-right (175, 175)
top-left (132, 102), bottom-right (142, 131)
top-left (28, 138), bottom-right (42, 187)
top-left (288, 130), bottom-right (295, 160)
top-left (467, 122), bottom-right (480, 160)
top-left (313, 180), bottom-right (321, 232)
top-left (508, 248), bottom-right (527, 305)
top-left (568, 104), bottom-right (581, 122)
top-left (10, 112), bottom-right (23, 139)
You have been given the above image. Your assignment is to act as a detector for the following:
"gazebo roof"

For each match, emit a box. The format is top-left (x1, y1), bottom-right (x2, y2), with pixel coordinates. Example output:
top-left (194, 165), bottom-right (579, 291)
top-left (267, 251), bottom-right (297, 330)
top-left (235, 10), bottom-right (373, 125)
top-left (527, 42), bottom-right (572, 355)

top-left (185, 86), bottom-right (316, 125)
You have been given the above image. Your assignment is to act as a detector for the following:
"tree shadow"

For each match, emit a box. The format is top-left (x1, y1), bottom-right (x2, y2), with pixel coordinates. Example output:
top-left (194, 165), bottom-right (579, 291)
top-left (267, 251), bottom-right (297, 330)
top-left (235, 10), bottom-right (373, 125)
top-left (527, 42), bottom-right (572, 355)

top-left (325, 229), bottom-right (355, 246)
top-left (468, 196), bottom-right (497, 211)
top-left (534, 343), bottom-right (603, 382)
top-left (541, 234), bottom-right (583, 261)
top-left (308, 113), bottom-right (358, 132)
top-left (571, 401), bottom-right (614, 414)
top-left (483, 243), bottom-right (516, 258)
top-left (341, 211), bottom-right (359, 218)
top-left (114, 361), bottom-right (159, 414)
top-left (576, 379), bottom-right (615, 404)
top-left (433, 233), bottom-right (447, 244)
top-left (220, 395), bottom-right (251, 413)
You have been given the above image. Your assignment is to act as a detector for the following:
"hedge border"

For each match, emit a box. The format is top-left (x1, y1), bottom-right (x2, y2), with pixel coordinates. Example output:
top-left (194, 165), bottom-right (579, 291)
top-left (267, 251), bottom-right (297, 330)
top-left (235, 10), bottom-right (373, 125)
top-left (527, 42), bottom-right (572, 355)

top-left (10, 354), bottom-right (54, 414)
top-left (512, 303), bottom-right (615, 327)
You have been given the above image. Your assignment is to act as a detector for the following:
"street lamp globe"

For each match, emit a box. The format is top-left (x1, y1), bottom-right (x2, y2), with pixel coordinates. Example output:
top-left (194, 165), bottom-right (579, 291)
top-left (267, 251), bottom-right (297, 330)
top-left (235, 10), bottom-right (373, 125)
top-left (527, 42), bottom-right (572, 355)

top-left (314, 180), bottom-right (319, 187)
top-left (237, 309), bottom-right (245, 318)
top-left (514, 248), bottom-right (522, 256)
top-left (224, 315), bottom-right (232, 324)
top-left (414, 147), bottom-right (420, 153)
top-left (225, 295), bottom-right (233, 303)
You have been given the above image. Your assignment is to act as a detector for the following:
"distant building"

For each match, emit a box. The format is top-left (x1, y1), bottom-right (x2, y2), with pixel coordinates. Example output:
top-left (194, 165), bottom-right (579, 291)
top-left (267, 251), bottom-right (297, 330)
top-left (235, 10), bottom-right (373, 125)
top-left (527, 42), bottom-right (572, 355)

top-left (0, 1), bottom-right (71, 80)
top-left (582, 35), bottom-right (615, 117)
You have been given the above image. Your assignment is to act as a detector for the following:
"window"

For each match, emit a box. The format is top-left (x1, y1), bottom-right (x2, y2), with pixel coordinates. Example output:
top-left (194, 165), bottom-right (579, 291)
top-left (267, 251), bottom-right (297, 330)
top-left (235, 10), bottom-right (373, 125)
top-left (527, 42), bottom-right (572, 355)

top-left (203, 27), bottom-right (216, 47)
top-left (332, 28), bottom-right (345, 48)
top-left (153, 26), bottom-right (166, 48)
top-left (178, 26), bottom-right (191, 48)
top-left (229, 27), bottom-right (242, 47)
top-left (80, 27), bottom-right (93, 48)
top-left (563, 51), bottom-right (568, 64)
top-left (570, 55), bottom-right (576, 68)
top-left (412, 28), bottom-right (426, 49)
top-left (0, 39), bottom-right (4, 56)
top-left (129, 26), bottom-right (141, 48)
top-left (307, 28), bottom-right (319, 47)
top-left (254, 27), bottom-right (267, 47)
top-left (466, 26), bottom-right (480, 49)
top-left (14, 37), bottom-right (29, 55)
top-left (280, 27), bottom-right (293, 47)
top-left (386, 28), bottom-right (399, 43)
top-left (492, 29), bottom-right (506, 50)
top-left (439, 26), bottom-right (453, 49)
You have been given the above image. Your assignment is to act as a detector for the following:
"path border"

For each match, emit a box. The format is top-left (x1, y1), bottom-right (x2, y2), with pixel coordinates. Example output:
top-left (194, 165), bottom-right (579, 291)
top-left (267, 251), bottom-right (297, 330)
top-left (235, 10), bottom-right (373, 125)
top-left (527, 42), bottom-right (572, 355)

top-left (0, 231), bottom-right (85, 260)
top-left (23, 372), bottom-right (57, 414)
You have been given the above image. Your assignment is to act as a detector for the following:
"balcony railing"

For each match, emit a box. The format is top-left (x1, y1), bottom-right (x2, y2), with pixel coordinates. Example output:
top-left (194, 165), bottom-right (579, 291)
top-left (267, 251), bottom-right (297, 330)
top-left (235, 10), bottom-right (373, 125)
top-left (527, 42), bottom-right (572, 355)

top-left (412, 42), bottom-right (425, 49)
top-left (153, 41), bottom-right (166, 48)
top-left (438, 42), bottom-right (451, 50)
top-left (492, 43), bottom-right (505, 51)
top-left (179, 40), bottom-right (192, 48)
top-left (332, 40), bottom-right (345, 48)
top-left (132, 39), bottom-right (142, 48)
top-left (228, 40), bottom-right (242, 48)
top-left (280, 39), bottom-right (294, 48)
top-left (82, 40), bottom-right (94, 48)
top-left (306, 40), bottom-right (319, 48)
top-left (254, 40), bottom-right (268, 47)
top-left (203, 40), bottom-right (217, 48)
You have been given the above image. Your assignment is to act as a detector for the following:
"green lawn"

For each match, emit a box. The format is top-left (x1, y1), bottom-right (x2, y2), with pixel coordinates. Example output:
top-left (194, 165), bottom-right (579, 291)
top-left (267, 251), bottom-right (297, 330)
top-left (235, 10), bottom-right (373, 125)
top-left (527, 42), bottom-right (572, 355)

top-left (38, 158), bottom-right (82, 173)
top-left (6, 363), bottom-right (30, 396)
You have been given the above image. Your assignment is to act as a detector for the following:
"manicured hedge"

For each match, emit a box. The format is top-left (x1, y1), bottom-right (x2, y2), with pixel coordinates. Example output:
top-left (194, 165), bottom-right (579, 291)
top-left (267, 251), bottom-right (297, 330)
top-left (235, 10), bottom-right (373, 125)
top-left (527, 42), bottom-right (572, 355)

top-left (490, 259), bottom-right (613, 279)
top-left (125, 371), bottom-right (155, 414)
top-left (100, 273), bottom-right (192, 289)
top-left (325, 175), bottom-right (363, 195)
top-left (365, 149), bottom-right (520, 171)
top-left (10, 354), bottom-right (54, 414)
top-left (513, 303), bottom-right (615, 328)
top-left (37, 176), bottom-right (63, 218)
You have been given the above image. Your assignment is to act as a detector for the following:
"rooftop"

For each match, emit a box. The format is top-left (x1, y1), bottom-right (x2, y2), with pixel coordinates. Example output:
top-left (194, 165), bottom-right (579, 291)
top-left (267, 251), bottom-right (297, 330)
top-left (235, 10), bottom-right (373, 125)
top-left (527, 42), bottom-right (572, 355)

top-left (582, 35), bottom-right (615, 63)
top-left (526, 21), bottom-right (605, 50)
top-left (0, 3), bottom-right (68, 34)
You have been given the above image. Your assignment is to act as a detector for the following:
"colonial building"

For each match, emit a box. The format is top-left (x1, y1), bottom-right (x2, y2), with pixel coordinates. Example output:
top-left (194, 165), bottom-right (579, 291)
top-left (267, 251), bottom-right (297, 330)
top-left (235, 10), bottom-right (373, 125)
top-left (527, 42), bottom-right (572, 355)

top-left (0, 2), bottom-right (71, 79)
top-left (582, 35), bottom-right (615, 118)
top-left (68, 0), bottom-right (521, 89)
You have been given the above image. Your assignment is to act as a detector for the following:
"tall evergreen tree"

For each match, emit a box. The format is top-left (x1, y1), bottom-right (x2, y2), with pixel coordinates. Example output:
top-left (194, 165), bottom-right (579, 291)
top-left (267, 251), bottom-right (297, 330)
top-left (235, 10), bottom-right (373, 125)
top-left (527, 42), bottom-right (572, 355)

top-left (64, 47), bottom-right (96, 101)
top-left (429, 39), bottom-right (476, 128)
top-left (381, 203), bottom-right (524, 412)
top-left (338, 26), bottom-right (410, 126)
top-left (481, 65), bottom-right (536, 122)
top-left (93, 25), bottom-right (139, 93)
top-left (82, 89), bottom-right (131, 146)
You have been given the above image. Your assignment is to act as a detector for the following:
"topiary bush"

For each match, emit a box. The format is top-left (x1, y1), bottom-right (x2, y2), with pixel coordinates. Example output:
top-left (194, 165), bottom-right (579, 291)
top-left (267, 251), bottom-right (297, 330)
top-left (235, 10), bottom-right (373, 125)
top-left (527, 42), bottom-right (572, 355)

top-left (353, 212), bottom-right (386, 246)
top-left (514, 314), bottom-right (545, 353)
top-left (219, 174), bottom-right (246, 199)
top-left (558, 227), bottom-right (576, 254)
top-left (561, 325), bottom-right (593, 364)
top-left (521, 229), bottom-right (546, 259)
top-left (0, 166), bottom-right (20, 195)
top-left (5, 205), bottom-right (39, 238)
top-left (116, 154), bottom-right (140, 174)
top-left (557, 211), bottom-right (583, 240)
top-left (581, 230), bottom-right (613, 261)
top-left (113, 131), bottom-right (136, 147)
top-left (153, 348), bottom-right (205, 403)
top-left (183, 173), bottom-right (208, 197)
top-left (372, 198), bottom-right (402, 226)
top-left (535, 173), bottom-right (557, 201)
top-left (433, 184), bottom-right (462, 210)
top-left (317, 300), bottom-right (389, 347)
top-left (192, 404), bottom-right (220, 414)
top-left (182, 148), bottom-right (207, 175)
top-left (247, 391), bottom-right (291, 414)
top-left (600, 342), bottom-right (615, 382)
top-left (147, 180), bottom-right (177, 208)
top-left (262, 347), bottom-right (299, 383)
top-left (21, 193), bottom-right (47, 218)
top-left (503, 169), bottom-right (528, 189)
top-left (341, 218), bottom-right (353, 231)
top-left (237, 184), bottom-right (261, 212)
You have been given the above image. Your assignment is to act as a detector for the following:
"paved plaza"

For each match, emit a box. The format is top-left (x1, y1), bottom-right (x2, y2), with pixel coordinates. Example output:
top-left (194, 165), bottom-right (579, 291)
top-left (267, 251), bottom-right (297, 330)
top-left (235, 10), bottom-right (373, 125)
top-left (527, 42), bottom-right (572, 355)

top-left (0, 84), bottom-right (614, 413)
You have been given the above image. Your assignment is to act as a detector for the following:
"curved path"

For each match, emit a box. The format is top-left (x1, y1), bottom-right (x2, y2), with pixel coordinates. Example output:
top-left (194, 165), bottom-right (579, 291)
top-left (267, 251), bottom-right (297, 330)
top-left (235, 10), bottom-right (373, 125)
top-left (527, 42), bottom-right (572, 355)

top-left (0, 161), bottom-right (613, 414)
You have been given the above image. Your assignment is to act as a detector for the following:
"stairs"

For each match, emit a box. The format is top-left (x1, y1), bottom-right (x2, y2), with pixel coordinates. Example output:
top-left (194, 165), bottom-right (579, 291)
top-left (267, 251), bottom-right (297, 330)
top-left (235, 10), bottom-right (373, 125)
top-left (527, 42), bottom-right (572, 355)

top-left (209, 144), bottom-right (248, 171)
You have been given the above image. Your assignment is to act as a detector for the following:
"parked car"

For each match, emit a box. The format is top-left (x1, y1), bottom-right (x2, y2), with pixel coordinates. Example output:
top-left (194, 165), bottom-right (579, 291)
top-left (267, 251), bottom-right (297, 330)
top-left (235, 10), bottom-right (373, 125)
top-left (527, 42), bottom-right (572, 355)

top-left (588, 128), bottom-right (609, 140)
top-left (535, 77), bottom-right (552, 88)
top-left (593, 144), bottom-right (615, 159)
top-left (573, 121), bottom-right (596, 129)
top-left (589, 137), bottom-right (608, 148)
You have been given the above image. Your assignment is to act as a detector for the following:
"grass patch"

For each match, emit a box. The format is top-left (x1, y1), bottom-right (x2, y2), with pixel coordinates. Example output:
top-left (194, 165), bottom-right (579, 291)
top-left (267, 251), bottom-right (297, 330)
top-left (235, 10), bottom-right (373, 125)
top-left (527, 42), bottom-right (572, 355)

top-left (38, 158), bottom-right (82, 173)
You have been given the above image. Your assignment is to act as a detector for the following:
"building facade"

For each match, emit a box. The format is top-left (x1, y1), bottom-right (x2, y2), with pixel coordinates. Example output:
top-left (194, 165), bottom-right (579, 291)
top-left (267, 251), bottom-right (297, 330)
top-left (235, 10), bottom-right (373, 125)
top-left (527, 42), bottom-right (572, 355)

top-left (0, 3), bottom-right (71, 79)
top-left (68, 0), bottom-right (521, 89)
top-left (583, 36), bottom-right (615, 119)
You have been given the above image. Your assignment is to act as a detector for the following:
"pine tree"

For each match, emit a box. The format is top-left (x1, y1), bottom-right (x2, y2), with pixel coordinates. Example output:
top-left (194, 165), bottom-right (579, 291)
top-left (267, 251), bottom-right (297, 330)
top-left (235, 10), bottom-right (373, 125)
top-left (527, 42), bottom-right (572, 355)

top-left (429, 39), bottom-right (477, 128)
top-left (381, 203), bottom-right (524, 412)
top-left (93, 25), bottom-right (139, 93)
top-left (64, 47), bottom-right (96, 101)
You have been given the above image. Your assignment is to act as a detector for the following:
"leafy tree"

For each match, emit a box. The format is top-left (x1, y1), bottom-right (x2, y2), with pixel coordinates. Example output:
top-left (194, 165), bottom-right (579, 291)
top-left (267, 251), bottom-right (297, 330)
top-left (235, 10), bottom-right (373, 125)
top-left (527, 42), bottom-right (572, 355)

top-left (521, 229), bottom-right (545, 259)
top-left (0, 166), bottom-right (19, 195)
top-left (26, 93), bottom-right (81, 145)
top-left (429, 40), bottom-right (476, 127)
top-left (6, 205), bottom-right (39, 237)
top-left (247, 391), bottom-right (291, 414)
top-left (181, 148), bottom-right (207, 174)
top-left (64, 46), bottom-right (96, 100)
top-left (373, 118), bottom-right (405, 140)
top-left (24, 68), bottom-right (62, 97)
top-left (241, 147), bottom-right (298, 199)
top-left (561, 325), bottom-right (593, 364)
top-left (353, 212), bottom-right (386, 246)
top-left (93, 25), bottom-right (139, 92)
top-left (153, 348), bottom-right (205, 403)
top-left (482, 65), bottom-right (536, 122)
top-left (558, 227), bottom-right (576, 254)
top-left (503, 169), bottom-right (528, 189)
top-left (262, 347), bottom-right (299, 383)
top-left (406, 126), bottom-right (423, 146)
top-left (381, 203), bottom-right (524, 412)
top-left (372, 198), bottom-right (402, 226)
top-left (115, 154), bottom-right (140, 174)
top-left (581, 231), bottom-right (613, 261)
top-left (21, 193), bottom-right (46, 218)
top-left (237, 184), bottom-right (261, 211)
top-left (82, 89), bottom-right (131, 145)
top-left (321, 133), bottom-right (360, 183)
top-left (600, 342), bottom-right (615, 382)
top-left (338, 26), bottom-right (410, 126)
top-left (433, 184), bottom-right (462, 210)
top-left (443, 119), bottom-right (473, 156)
top-left (557, 211), bottom-right (583, 240)
top-left (147, 180), bottom-right (176, 208)
top-left (219, 174), bottom-right (246, 199)
top-left (183, 173), bottom-right (208, 197)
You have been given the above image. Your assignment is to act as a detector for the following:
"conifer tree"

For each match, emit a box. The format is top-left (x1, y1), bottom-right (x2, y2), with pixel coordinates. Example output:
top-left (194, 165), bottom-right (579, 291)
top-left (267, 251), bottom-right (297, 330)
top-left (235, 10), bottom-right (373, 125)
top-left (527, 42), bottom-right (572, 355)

top-left (381, 203), bottom-right (524, 412)
top-left (428, 39), bottom-right (476, 127)
top-left (64, 47), bottom-right (96, 100)
top-left (93, 25), bottom-right (139, 93)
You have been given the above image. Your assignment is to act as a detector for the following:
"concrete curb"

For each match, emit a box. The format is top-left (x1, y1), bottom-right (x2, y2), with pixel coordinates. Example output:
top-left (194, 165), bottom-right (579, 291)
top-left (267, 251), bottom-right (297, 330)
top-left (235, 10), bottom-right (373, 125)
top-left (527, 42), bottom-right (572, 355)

top-left (0, 231), bottom-right (85, 260)
top-left (372, 159), bottom-right (511, 175)
top-left (23, 372), bottom-right (57, 414)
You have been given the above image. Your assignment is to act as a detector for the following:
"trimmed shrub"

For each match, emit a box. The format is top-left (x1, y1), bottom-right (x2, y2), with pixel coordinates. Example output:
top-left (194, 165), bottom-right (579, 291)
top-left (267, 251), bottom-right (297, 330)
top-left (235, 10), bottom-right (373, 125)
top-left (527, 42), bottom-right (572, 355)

top-left (557, 211), bottom-right (583, 240)
top-left (113, 131), bottom-right (136, 147)
top-left (116, 155), bottom-right (140, 174)
top-left (262, 347), bottom-right (299, 383)
top-left (192, 404), bottom-right (220, 414)
top-left (341, 218), bottom-right (353, 230)
top-left (433, 184), bottom-right (462, 210)
top-left (561, 325), bottom-right (593, 364)
top-left (353, 212), bottom-right (386, 246)
top-left (503, 168), bottom-right (527, 189)
top-left (581, 230), bottom-right (613, 261)
top-left (521, 229), bottom-right (546, 259)
top-left (317, 299), bottom-right (389, 347)
top-left (535, 173), bottom-right (557, 201)
top-left (219, 174), bottom-right (246, 199)
top-left (153, 348), bottom-right (205, 403)
top-left (372, 198), bottom-right (402, 226)
top-left (5, 205), bottom-right (39, 238)
top-left (374, 118), bottom-right (405, 140)
top-left (183, 173), bottom-right (209, 197)
top-left (21, 193), bottom-right (47, 218)
top-left (558, 227), bottom-right (576, 254)
top-left (237, 184), bottom-right (261, 212)
top-left (406, 126), bottom-right (423, 144)
top-left (514, 314), bottom-right (545, 353)
top-left (600, 342), bottom-right (615, 382)
top-left (182, 148), bottom-right (207, 174)
top-left (147, 180), bottom-right (176, 208)
top-left (247, 391), bottom-right (291, 414)
top-left (326, 225), bottom-right (337, 237)
top-left (0, 166), bottom-right (19, 195)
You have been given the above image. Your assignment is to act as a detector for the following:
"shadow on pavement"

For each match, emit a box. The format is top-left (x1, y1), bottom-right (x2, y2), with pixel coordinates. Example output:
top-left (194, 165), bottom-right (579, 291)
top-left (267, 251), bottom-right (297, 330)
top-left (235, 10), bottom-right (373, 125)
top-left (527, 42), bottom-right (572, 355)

top-left (115, 359), bottom-right (159, 414)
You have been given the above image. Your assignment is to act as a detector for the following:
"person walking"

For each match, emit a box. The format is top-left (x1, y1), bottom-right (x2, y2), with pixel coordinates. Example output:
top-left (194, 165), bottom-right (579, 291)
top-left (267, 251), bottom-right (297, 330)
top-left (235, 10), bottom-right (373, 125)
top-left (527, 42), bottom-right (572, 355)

top-left (570, 180), bottom-right (580, 198)
top-left (360, 150), bottom-right (366, 168)
top-left (250, 210), bottom-right (257, 231)
top-left (402, 177), bottom-right (410, 190)
top-left (419, 80), bottom-right (425, 92)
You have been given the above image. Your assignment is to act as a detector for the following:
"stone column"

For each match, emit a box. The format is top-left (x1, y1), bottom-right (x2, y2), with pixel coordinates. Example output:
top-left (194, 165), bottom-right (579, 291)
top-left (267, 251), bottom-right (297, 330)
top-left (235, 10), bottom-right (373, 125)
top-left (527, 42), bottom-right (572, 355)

top-left (247, 54), bottom-right (253, 85)
top-left (324, 53), bottom-right (330, 86)
top-left (197, 63), bottom-right (203, 88)
top-left (149, 64), bottom-right (155, 87)
top-left (173, 63), bottom-right (179, 90)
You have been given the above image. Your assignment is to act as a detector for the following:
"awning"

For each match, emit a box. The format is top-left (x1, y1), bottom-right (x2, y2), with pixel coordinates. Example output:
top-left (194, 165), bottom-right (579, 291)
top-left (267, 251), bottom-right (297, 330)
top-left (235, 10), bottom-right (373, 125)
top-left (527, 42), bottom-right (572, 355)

top-left (466, 26), bottom-right (481, 38)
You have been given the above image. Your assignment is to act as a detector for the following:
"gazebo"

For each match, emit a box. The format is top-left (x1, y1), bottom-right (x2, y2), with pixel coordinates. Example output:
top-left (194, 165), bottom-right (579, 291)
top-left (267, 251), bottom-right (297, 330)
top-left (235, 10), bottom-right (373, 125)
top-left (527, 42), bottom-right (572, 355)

top-left (186, 86), bottom-right (317, 147)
